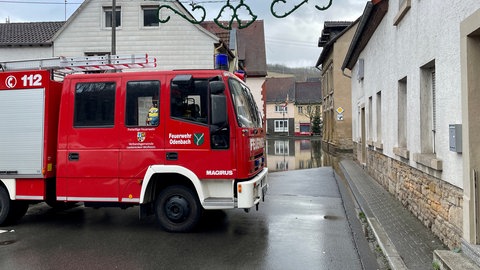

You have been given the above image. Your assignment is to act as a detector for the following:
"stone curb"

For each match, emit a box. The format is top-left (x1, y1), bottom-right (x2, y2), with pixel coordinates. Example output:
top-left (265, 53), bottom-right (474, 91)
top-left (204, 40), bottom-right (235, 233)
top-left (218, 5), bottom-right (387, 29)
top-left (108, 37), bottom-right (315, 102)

top-left (367, 217), bottom-right (408, 270)
top-left (339, 159), bottom-right (408, 270)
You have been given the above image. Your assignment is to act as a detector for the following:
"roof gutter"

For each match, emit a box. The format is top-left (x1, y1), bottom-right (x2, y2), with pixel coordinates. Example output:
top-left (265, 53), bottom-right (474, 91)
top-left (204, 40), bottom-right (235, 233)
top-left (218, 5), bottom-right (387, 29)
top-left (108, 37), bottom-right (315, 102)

top-left (341, 1), bottom-right (374, 74)
top-left (342, 69), bottom-right (352, 79)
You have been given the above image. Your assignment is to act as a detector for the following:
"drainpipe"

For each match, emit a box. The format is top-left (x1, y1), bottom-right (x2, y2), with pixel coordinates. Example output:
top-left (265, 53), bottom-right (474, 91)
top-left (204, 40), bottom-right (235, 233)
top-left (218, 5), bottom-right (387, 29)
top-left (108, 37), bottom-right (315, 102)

top-left (111, 0), bottom-right (116, 57)
top-left (342, 68), bottom-right (352, 78)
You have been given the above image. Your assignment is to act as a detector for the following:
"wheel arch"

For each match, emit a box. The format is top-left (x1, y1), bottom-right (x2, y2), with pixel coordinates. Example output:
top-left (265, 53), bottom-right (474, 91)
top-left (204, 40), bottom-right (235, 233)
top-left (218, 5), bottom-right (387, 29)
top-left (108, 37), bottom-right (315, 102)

top-left (139, 165), bottom-right (204, 206)
top-left (0, 179), bottom-right (16, 200)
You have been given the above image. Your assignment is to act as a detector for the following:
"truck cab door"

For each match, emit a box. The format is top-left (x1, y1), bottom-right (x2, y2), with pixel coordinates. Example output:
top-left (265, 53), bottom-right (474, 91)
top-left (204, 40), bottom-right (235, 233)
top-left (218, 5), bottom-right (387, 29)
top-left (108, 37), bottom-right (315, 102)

top-left (118, 79), bottom-right (164, 203)
top-left (57, 78), bottom-right (121, 202)
top-left (165, 76), bottom-right (235, 179)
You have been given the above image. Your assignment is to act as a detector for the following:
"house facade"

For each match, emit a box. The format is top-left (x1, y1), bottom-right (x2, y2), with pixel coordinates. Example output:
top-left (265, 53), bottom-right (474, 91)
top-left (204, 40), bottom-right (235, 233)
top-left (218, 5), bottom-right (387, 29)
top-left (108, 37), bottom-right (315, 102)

top-left (342, 0), bottom-right (480, 258)
top-left (264, 76), bottom-right (322, 136)
top-left (0, 1), bottom-right (219, 68)
top-left (264, 76), bottom-right (295, 136)
top-left (316, 21), bottom-right (358, 154)
top-left (51, 0), bottom-right (219, 70)
top-left (293, 82), bottom-right (322, 136)
top-left (0, 22), bottom-right (64, 61)
top-left (0, 0), bottom-right (267, 125)
top-left (461, 8), bottom-right (480, 264)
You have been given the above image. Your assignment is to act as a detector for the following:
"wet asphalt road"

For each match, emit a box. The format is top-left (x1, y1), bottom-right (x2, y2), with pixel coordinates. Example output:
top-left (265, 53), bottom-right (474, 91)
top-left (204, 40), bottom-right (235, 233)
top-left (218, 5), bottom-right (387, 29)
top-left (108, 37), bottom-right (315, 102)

top-left (0, 167), bottom-right (378, 270)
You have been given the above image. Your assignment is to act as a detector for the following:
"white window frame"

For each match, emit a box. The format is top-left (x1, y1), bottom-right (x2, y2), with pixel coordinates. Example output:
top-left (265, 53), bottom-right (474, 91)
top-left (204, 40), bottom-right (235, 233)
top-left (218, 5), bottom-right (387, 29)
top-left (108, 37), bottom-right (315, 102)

top-left (274, 120), bottom-right (288, 132)
top-left (104, 6), bottom-right (121, 28)
top-left (142, 5), bottom-right (160, 27)
top-left (298, 106), bottom-right (303, 114)
top-left (275, 105), bottom-right (287, 113)
top-left (274, 140), bottom-right (289, 155)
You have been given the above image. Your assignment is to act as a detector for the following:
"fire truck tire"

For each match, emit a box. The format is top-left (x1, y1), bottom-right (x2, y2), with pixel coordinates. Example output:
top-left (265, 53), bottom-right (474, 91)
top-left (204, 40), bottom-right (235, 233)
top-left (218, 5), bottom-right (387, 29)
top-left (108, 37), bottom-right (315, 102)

top-left (155, 185), bottom-right (202, 232)
top-left (0, 187), bottom-right (28, 226)
top-left (7, 201), bottom-right (29, 224)
top-left (0, 187), bottom-right (10, 225)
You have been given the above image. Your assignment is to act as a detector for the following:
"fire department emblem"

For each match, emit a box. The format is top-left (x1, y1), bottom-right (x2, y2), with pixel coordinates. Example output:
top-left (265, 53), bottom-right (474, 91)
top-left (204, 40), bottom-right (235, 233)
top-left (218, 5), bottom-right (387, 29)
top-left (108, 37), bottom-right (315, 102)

top-left (5, 75), bottom-right (17, 88)
top-left (137, 132), bottom-right (146, 142)
top-left (194, 133), bottom-right (204, 146)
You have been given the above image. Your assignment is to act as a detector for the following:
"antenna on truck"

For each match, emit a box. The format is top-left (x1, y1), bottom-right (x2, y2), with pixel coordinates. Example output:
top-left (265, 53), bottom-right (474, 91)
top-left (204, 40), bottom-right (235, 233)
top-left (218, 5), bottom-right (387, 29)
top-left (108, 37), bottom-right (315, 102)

top-left (0, 54), bottom-right (157, 79)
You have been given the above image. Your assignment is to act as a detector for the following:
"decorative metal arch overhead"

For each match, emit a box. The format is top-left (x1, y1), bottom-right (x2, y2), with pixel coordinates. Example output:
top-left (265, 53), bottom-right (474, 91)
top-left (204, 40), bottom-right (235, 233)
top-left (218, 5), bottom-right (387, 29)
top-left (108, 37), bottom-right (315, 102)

top-left (157, 0), bottom-right (334, 30)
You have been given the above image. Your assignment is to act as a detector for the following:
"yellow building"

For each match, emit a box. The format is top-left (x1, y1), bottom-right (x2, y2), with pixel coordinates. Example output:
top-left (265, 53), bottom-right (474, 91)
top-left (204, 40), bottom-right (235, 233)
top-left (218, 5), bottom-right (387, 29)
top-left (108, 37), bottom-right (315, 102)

top-left (316, 21), bottom-right (359, 153)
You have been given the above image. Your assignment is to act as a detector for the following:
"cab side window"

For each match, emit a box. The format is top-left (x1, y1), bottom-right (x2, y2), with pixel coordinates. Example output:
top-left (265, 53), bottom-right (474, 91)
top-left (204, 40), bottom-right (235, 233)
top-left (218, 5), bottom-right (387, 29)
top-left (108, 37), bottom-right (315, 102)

top-left (74, 82), bottom-right (116, 127)
top-left (125, 80), bottom-right (160, 127)
top-left (170, 79), bottom-right (208, 124)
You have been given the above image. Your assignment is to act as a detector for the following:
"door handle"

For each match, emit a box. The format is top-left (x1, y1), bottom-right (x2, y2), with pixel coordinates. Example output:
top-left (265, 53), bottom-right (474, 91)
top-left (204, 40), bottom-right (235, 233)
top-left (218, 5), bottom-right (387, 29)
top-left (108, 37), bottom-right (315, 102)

top-left (166, 152), bottom-right (178, 161)
top-left (68, 152), bottom-right (79, 161)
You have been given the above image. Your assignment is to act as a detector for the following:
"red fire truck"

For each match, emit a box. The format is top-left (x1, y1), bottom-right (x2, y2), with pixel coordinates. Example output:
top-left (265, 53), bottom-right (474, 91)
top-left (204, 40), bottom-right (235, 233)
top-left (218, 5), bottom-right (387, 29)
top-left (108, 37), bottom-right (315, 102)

top-left (0, 55), bottom-right (268, 232)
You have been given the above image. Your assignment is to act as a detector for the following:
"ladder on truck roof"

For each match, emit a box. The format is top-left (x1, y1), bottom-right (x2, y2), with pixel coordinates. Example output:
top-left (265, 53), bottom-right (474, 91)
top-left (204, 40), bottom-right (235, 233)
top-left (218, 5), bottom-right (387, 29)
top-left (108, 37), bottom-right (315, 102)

top-left (0, 54), bottom-right (157, 79)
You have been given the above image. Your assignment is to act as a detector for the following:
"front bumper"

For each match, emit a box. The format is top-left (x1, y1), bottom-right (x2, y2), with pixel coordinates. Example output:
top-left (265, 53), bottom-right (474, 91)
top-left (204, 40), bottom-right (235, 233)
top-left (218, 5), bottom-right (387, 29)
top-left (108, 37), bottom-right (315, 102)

top-left (237, 168), bottom-right (268, 209)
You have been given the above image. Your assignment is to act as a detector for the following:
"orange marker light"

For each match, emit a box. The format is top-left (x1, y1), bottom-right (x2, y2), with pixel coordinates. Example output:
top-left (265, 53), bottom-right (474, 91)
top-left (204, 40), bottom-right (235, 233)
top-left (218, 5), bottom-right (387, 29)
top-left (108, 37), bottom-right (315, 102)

top-left (238, 184), bottom-right (242, 193)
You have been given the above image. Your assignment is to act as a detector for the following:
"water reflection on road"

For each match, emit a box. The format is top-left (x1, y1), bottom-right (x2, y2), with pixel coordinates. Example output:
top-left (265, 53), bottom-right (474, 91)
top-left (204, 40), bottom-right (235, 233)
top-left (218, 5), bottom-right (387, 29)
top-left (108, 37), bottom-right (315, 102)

top-left (266, 137), bottom-right (333, 172)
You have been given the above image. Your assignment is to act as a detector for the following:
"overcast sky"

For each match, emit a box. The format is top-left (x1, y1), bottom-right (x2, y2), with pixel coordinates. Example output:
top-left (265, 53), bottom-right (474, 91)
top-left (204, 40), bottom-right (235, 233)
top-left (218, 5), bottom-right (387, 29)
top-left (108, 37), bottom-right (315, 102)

top-left (0, 0), bottom-right (366, 67)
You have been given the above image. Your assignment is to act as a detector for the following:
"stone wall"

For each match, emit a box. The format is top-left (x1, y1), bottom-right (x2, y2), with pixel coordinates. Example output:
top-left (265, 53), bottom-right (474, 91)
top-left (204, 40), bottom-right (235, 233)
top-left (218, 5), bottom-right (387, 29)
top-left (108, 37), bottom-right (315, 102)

top-left (365, 148), bottom-right (462, 249)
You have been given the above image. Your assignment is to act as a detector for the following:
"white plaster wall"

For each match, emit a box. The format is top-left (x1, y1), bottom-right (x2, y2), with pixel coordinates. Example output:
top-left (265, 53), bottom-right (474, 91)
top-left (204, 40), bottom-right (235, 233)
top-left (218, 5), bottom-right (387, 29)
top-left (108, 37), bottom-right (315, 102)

top-left (0, 47), bottom-right (53, 62)
top-left (351, 0), bottom-right (480, 188)
top-left (53, 0), bottom-right (217, 70)
top-left (245, 77), bottom-right (266, 119)
top-left (266, 103), bottom-right (293, 119)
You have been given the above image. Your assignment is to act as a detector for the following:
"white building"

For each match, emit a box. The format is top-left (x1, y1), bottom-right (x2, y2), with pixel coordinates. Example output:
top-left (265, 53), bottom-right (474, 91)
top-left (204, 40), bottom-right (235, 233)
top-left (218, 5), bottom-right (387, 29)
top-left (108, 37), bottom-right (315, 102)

top-left (342, 0), bottom-right (480, 257)
top-left (52, 0), bottom-right (219, 70)
top-left (0, 0), bottom-right (266, 118)
top-left (0, 22), bottom-right (63, 61)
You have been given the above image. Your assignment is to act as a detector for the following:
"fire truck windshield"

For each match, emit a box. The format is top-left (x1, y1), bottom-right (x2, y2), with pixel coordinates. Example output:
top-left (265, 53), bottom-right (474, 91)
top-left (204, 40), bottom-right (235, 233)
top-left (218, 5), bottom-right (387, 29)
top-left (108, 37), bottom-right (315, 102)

top-left (229, 78), bottom-right (262, 128)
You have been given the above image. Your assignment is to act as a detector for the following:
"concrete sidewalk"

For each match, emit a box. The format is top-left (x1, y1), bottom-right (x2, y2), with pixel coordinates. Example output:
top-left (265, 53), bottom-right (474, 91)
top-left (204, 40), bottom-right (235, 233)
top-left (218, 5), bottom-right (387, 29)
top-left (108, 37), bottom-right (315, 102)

top-left (339, 158), bottom-right (448, 270)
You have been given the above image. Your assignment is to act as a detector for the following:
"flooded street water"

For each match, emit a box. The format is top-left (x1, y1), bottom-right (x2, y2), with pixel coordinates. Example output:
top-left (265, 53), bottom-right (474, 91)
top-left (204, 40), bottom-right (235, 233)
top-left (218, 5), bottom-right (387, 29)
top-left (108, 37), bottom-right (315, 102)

top-left (266, 137), bottom-right (333, 172)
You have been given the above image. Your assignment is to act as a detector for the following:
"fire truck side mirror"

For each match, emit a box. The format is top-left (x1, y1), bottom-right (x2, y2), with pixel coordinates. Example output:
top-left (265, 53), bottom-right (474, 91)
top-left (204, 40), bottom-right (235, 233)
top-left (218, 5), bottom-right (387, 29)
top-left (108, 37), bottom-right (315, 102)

top-left (209, 81), bottom-right (225, 94)
top-left (210, 95), bottom-right (227, 126)
top-left (209, 81), bottom-right (227, 127)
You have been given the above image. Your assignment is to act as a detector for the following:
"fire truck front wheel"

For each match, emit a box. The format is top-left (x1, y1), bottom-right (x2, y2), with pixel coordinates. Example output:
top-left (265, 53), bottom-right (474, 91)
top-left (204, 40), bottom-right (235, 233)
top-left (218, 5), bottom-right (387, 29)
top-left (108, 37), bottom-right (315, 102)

top-left (155, 185), bottom-right (202, 232)
top-left (0, 186), bottom-right (28, 226)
